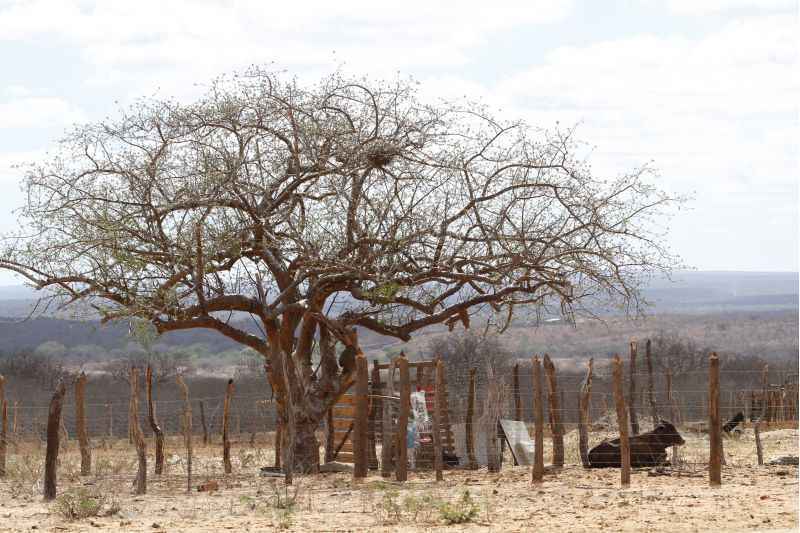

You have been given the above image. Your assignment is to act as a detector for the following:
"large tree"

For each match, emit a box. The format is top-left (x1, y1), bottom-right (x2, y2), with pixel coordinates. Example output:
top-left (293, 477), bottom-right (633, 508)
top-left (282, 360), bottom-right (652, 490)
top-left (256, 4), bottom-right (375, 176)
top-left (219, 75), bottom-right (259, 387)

top-left (0, 68), bottom-right (678, 471)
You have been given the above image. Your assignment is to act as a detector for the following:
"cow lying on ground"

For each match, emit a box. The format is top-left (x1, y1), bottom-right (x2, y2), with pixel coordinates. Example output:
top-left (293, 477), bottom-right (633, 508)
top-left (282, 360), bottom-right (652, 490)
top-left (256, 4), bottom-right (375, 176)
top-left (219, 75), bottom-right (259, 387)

top-left (588, 420), bottom-right (685, 468)
top-left (723, 411), bottom-right (744, 434)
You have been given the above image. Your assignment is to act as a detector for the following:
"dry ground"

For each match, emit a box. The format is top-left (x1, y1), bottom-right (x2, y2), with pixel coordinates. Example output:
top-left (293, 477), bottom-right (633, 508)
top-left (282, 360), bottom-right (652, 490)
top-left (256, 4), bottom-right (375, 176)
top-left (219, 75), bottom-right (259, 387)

top-left (0, 426), bottom-right (797, 532)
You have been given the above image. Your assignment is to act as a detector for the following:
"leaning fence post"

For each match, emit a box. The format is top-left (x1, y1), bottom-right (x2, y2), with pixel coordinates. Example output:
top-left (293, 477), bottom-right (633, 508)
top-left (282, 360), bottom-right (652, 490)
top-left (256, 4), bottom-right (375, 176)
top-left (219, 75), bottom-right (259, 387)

top-left (75, 372), bottom-right (91, 476)
top-left (532, 356), bottom-right (544, 483)
top-left (396, 354), bottom-right (410, 482)
top-left (176, 374), bottom-right (193, 494)
top-left (129, 367), bottom-right (147, 495)
top-left (466, 368), bottom-right (478, 470)
top-left (43, 380), bottom-right (67, 500)
top-left (578, 358), bottom-right (594, 468)
top-left (628, 341), bottom-right (640, 435)
top-left (543, 354), bottom-right (564, 467)
top-left (709, 352), bottom-right (721, 486)
top-left (433, 358), bottom-right (444, 481)
top-left (612, 355), bottom-right (631, 487)
top-left (353, 355), bottom-right (369, 480)
top-left (222, 378), bottom-right (234, 474)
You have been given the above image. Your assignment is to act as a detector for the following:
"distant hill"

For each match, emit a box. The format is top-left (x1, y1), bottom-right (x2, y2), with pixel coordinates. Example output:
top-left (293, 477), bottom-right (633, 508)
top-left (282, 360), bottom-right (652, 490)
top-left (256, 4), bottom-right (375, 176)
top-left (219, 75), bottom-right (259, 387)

top-left (0, 271), bottom-right (795, 360)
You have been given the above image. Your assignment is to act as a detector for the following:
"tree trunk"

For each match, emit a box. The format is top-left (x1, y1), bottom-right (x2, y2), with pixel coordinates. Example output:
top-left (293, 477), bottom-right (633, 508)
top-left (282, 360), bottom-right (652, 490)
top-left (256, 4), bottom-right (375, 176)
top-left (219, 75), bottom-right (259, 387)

top-left (145, 366), bottom-right (165, 475)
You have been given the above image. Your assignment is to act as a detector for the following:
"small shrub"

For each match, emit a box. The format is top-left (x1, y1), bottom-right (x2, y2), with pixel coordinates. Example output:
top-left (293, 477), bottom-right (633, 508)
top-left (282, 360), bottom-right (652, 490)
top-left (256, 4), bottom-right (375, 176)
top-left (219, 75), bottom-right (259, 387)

top-left (376, 488), bottom-right (402, 524)
top-left (439, 490), bottom-right (479, 525)
top-left (53, 488), bottom-right (120, 520)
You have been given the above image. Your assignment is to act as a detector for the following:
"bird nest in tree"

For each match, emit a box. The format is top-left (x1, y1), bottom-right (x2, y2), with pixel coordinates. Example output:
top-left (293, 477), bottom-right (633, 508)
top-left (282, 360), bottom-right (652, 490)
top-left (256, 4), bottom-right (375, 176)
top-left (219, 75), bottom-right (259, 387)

top-left (362, 139), bottom-right (400, 169)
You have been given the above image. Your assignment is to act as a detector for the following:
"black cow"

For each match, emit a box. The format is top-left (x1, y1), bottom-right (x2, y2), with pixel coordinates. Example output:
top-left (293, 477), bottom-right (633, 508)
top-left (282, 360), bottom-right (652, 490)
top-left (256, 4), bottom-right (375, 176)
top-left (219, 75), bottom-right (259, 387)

top-left (723, 411), bottom-right (744, 434)
top-left (588, 420), bottom-right (685, 468)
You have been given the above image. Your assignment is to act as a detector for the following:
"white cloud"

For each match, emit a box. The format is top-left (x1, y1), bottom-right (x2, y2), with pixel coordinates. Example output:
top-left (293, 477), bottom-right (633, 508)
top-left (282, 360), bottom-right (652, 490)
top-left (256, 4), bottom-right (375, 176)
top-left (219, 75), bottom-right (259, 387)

top-left (0, 96), bottom-right (86, 129)
top-left (0, 0), bottom-right (573, 96)
top-left (497, 13), bottom-right (798, 270)
top-left (660, 0), bottom-right (796, 14)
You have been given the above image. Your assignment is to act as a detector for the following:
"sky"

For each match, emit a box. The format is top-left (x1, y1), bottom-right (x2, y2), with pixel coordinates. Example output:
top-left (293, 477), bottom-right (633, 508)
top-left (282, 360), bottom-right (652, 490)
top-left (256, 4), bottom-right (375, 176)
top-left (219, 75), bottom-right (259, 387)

top-left (0, 0), bottom-right (797, 286)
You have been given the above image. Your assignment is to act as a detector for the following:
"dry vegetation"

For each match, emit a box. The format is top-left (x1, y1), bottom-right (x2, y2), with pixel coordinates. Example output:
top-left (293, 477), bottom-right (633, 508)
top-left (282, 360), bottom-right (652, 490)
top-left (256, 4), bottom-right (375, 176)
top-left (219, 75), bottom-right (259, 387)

top-left (0, 425), bottom-right (796, 532)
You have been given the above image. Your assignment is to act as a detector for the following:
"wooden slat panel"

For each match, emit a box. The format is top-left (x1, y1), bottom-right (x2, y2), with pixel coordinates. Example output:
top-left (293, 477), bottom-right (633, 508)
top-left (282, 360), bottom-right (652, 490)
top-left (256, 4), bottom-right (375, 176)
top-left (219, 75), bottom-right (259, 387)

top-left (333, 406), bottom-right (356, 417)
top-left (332, 418), bottom-right (355, 430)
top-left (335, 452), bottom-right (354, 463)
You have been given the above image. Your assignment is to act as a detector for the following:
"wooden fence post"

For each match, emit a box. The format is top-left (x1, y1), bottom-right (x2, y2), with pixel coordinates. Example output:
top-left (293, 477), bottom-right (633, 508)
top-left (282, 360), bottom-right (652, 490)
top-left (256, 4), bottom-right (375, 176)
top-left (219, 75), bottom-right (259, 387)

top-left (396, 354), bottom-right (410, 482)
top-left (645, 339), bottom-right (658, 426)
top-left (107, 403), bottom-right (113, 439)
top-left (129, 367), bottom-right (147, 495)
top-left (222, 379), bottom-right (234, 474)
top-left (199, 400), bottom-right (208, 445)
top-left (0, 398), bottom-right (6, 477)
top-left (709, 353), bottom-right (721, 486)
top-left (368, 359), bottom-right (381, 469)
top-left (612, 355), bottom-right (631, 487)
top-left (145, 366), bottom-right (165, 475)
top-left (513, 363), bottom-right (522, 421)
top-left (75, 372), bottom-right (91, 476)
top-left (433, 358), bottom-right (444, 481)
top-left (381, 359), bottom-right (397, 478)
top-left (532, 356), bottom-right (544, 483)
top-left (0, 375), bottom-right (5, 477)
top-left (578, 358), bottom-right (594, 468)
top-left (754, 364), bottom-right (767, 465)
top-left (353, 356), bottom-right (369, 480)
top-left (466, 368), bottom-right (478, 470)
top-left (176, 374), bottom-right (192, 494)
top-left (12, 400), bottom-right (18, 437)
top-left (543, 354), bottom-right (564, 467)
top-left (43, 380), bottom-right (67, 501)
top-left (666, 367), bottom-right (678, 465)
top-left (628, 341), bottom-right (639, 435)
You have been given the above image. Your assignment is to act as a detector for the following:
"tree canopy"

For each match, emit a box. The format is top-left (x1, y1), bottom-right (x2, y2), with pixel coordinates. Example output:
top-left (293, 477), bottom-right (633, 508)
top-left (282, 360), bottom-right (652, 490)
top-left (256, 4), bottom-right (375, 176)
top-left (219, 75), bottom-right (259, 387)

top-left (0, 68), bottom-right (680, 468)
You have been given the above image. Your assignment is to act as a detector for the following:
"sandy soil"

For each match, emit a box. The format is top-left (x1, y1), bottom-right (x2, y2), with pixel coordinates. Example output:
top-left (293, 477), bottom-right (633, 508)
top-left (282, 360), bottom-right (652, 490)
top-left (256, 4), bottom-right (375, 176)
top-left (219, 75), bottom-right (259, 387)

top-left (0, 428), bottom-right (797, 532)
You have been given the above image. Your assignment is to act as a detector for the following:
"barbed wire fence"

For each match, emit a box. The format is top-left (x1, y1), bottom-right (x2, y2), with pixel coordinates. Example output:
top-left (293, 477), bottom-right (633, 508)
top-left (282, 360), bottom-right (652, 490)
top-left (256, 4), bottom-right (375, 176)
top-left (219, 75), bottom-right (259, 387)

top-left (0, 355), bottom-right (797, 495)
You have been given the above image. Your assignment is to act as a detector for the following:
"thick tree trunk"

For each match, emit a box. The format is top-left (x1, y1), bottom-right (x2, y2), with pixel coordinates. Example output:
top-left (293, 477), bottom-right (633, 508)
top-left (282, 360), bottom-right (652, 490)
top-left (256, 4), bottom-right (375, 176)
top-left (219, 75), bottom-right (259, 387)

top-left (284, 414), bottom-right (320, 473)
